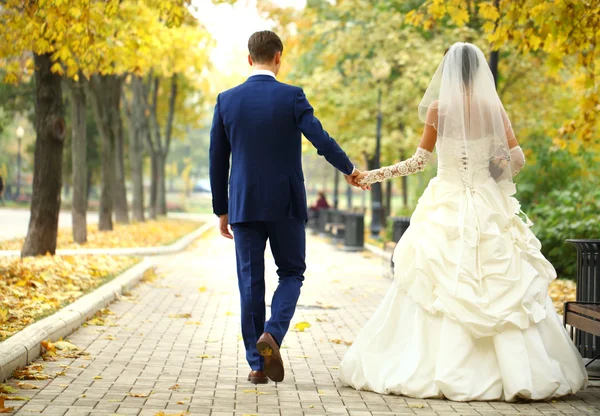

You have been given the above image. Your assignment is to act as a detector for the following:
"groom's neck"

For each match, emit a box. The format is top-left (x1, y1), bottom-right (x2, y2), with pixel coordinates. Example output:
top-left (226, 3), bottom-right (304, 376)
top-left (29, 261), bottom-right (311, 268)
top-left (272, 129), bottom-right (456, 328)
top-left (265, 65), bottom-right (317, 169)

top-left (253, 63), bottom-right (278, 76)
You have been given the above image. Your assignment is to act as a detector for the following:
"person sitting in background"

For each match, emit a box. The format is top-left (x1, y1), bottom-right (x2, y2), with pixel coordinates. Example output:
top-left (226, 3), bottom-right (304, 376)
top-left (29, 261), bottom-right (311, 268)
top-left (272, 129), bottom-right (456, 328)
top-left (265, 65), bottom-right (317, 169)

top-left (311, 191), bottom-right (329, 211)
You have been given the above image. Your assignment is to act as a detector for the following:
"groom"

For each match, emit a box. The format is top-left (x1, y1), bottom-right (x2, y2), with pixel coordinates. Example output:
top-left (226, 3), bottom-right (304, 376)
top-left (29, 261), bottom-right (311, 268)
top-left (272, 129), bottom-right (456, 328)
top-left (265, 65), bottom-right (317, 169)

top-left (209, 30), bottom-right (362, 384)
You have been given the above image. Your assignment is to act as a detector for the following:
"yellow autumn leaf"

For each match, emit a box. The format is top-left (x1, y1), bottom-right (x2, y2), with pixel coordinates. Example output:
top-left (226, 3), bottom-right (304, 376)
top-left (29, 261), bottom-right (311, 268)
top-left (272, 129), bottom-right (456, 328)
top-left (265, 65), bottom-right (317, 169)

top-left (15, 383), bottom-right (37, 390)
top-left (293, 321), bottom-right (311, 332)
top-left (168, 313), bottom-right (192, 319)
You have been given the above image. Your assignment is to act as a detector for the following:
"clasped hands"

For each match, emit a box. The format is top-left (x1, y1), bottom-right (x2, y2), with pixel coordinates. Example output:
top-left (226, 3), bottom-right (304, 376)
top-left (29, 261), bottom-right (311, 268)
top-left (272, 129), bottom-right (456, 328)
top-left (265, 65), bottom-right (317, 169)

top-left (345, 169), bottom-right (371, 191)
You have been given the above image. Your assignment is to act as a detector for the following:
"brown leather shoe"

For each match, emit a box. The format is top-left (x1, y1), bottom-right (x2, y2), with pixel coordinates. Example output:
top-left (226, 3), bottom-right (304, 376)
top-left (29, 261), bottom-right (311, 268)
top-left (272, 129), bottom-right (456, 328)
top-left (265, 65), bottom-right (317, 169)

top-left (247, 370), bottom-right (268, 384)
top-left (256, 332), bottom-right (284, 382)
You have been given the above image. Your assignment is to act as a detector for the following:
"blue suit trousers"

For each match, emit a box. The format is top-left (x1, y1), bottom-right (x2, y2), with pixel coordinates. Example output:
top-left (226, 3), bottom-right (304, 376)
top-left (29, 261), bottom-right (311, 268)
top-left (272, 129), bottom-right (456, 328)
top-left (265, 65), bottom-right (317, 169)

top-left (231, 219), bottom-right (306, 371)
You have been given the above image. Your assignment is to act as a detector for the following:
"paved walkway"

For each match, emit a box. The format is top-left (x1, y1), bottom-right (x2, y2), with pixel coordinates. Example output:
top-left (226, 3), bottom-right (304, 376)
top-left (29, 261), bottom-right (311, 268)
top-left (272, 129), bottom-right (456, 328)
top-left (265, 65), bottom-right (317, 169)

top-left (5, 229), bottom-right (600, 416)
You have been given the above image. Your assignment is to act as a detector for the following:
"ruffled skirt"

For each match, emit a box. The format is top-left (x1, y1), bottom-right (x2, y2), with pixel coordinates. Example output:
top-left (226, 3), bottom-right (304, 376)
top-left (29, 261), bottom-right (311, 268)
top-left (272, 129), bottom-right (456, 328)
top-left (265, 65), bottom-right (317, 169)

top-left (339, 176), bottom-right (588, 401)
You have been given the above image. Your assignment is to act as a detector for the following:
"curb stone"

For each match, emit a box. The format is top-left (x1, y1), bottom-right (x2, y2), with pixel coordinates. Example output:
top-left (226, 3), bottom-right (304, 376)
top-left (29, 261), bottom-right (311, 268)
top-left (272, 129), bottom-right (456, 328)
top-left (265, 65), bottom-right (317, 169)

top-left (0, 223), bottom-right (215, 383)
top-left (0, 221), bottom-right (213, 257)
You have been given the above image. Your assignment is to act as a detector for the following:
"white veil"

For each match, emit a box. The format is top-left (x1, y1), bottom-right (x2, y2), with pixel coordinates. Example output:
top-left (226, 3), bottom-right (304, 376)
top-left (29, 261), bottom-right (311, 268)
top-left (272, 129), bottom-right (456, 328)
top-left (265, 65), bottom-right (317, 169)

top-left (418, 42), bottom-right (513, 185)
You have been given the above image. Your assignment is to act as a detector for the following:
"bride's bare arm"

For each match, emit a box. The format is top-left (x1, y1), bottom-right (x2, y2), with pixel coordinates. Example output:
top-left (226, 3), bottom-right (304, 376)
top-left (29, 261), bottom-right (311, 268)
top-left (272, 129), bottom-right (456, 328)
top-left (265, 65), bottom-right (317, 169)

top-left (502, 108), bottom-right (526, 176)
top-left (357, 104), bottom-right (438, 186)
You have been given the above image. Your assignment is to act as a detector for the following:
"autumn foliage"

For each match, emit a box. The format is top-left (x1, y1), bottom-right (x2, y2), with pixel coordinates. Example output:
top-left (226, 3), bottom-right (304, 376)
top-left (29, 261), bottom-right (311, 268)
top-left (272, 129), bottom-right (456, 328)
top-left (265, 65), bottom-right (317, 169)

top-left (0, 255), bottom-right (138, 341)
top-left (0, 218), bottom-right (202, 251)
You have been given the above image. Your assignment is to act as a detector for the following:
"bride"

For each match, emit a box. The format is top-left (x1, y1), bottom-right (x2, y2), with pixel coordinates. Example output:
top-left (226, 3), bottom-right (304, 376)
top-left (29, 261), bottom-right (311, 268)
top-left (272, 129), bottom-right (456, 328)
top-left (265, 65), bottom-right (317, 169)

top-left (340, 42), bottom-right (588, 401)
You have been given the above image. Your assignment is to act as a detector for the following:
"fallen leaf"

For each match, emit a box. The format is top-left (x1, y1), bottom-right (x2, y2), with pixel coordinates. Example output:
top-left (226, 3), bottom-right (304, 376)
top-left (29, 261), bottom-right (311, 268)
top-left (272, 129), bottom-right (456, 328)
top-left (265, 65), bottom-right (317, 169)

top-left (2, 396), bottom-right (28, 401)
top-left (184, 321), bottom-right (202, 325)
top-left (198, 286), bottom-right (207, 292)
top-left (129, 392), bottom-right (152, 398)
top-left (168, 313), bottom-right (192, 319)
top-left (0, 398), bottom-right (14, 413)
top-left (169, 384), bottom-right (180, 391)
top-left (176, 400), bottom-right (186, 404)
top-left (87, 317), bottom-right (105, 326)
top-left (225, 311), bottom-right (234, 316)
top-left (93, 376), bottom-right (102, 380)
top-left (15, 383), bottom-right (37, 390)
top-left (0, 385), bottom-right (16, 394)
top-left (293, 321), bottom-right (311, 332)
top-left (141, 267), bottom-right (159, 283)
top-left (317, 390), bottom-right (326, 395)
top-left (104, 335), bottom-right (116, 340)
top-left (198, 355), bottom-right (214, 359)
top-left (242, 390), bottom-right (268, 395)
top-left (330, 339), bottom-right (353, 346)
top-left (13, 364), bottom-right (50, 380)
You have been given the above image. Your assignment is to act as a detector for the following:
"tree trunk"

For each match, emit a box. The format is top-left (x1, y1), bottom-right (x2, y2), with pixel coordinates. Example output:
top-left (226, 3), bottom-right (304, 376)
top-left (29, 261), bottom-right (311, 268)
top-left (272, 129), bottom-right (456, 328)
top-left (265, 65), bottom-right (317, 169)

top-left (88, 75), bottom-right (121, 231)
top-left (385, 180), bottom-right (392, 218)
top-left (70, 78), bottom-right (87, 244)
top-left (113, 99), bottom-right (129, 224)
top-left (366, 154), bottom-right (384, 236)
top-left (124, 76), bottom-right (146, 222)
top-left (86, 170), bottom-right (93, 206)
top-left (346, 183), bottom-right (353, 211)
top-left (156, 152), bottom-right (167, 216)
top-left (148, 149), bottom-right (158, 220)
top-left (21, 53), bottom-right (66, 257)
top-left (149, 75), bottom-right (178, 217)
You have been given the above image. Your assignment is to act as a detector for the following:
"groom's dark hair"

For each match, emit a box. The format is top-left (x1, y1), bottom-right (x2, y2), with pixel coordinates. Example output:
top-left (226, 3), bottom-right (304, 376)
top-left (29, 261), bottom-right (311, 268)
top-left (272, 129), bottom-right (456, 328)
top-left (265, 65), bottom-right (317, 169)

top-left (248, 31), bottom-right (284, 63)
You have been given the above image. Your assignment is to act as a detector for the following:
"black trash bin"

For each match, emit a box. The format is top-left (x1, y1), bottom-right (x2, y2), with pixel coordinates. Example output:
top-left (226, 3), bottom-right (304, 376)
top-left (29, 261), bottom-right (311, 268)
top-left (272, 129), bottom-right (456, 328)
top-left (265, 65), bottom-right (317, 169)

top-left (391, 217), bottom-right (411, 243)
top-left (567, 239), bottom-right (600, 359)
top-left (344, 212), bottom-right (364, 251)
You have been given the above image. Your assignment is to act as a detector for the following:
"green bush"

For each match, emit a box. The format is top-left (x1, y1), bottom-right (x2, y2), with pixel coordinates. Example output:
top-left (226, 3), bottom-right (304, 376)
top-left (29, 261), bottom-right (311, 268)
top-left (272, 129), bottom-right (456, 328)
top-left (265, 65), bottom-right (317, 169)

top-left (527, 181), bottom-right (600, 280)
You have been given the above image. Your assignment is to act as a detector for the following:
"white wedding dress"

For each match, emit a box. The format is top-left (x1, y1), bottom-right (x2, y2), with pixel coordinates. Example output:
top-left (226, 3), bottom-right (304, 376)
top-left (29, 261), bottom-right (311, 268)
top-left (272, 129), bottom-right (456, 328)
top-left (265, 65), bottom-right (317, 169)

top-left (339, 44), bottom-right (588, 403)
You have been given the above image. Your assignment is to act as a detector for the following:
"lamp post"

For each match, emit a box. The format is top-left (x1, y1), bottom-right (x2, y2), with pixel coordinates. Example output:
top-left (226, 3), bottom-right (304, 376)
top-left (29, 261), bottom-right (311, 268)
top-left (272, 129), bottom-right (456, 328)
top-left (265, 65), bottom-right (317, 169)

top-left (370, 89), bottom-right (383, 237)
top-left (16, 125), bottom-right (24, 201)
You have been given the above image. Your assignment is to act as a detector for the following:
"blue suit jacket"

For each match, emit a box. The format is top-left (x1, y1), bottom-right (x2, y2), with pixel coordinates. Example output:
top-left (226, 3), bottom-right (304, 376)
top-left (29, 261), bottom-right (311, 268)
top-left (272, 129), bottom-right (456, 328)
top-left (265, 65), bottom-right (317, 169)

top-left (209, 75), bottom-right (354, 224)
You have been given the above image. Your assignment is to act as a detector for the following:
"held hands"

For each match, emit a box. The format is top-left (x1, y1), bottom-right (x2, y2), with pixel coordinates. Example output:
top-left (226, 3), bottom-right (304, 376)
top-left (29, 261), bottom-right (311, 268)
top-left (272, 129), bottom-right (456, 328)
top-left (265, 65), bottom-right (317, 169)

top-left (344, 169), bottom-right (371, 191)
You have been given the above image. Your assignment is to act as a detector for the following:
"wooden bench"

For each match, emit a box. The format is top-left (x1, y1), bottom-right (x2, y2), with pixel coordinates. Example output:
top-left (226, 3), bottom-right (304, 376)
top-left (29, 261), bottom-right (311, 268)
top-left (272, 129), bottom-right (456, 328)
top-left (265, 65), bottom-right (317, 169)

top-left (564, 301), bottom-right (600, 366)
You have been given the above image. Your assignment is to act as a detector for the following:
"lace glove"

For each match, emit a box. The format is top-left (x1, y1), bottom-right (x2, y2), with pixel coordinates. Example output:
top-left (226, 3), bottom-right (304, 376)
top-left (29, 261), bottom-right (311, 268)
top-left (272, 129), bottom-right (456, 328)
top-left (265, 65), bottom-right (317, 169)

top-left (359, 147), bottom-right (432, 185)
top-left (509, 146), bottom-right (525, 177)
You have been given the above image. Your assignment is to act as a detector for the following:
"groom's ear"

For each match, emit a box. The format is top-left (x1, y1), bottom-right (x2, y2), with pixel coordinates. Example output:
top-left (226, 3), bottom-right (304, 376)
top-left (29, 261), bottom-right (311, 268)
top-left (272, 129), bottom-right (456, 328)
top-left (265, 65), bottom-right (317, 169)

top-left (248, 55), bottom-right (253, 67)
top-left (274, 51), bottom-right (281, 65)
